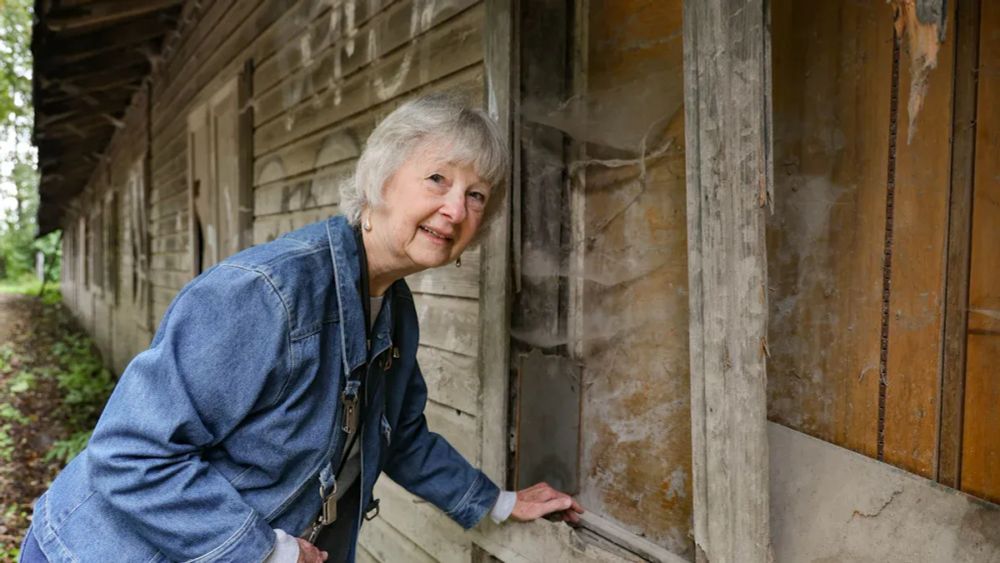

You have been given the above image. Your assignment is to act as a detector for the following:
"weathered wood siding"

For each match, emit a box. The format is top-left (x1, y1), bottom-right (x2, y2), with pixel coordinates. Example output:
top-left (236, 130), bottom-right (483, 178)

top-left (58, 77), bottom-right (155, 374)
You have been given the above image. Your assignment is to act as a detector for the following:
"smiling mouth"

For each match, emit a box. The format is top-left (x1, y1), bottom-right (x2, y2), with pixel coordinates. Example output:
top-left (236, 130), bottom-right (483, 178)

top-left (419, 225), bottom-right (454, 241)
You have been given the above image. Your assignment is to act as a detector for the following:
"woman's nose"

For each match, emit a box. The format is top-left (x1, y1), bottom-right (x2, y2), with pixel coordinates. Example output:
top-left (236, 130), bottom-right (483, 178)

top-left (440, 192), bottom-right (467, 223)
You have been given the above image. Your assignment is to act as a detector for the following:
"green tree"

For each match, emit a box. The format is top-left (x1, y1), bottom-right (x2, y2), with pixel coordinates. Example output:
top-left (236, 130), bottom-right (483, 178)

top-left (0, 0), bottom-right (56, 284)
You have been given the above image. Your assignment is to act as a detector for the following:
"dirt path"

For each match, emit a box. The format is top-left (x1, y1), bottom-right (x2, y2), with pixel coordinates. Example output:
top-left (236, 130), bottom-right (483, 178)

top-left (0, 293), bottom-right (21, 344)
top-left (0, 292), bottom-right (81, 560)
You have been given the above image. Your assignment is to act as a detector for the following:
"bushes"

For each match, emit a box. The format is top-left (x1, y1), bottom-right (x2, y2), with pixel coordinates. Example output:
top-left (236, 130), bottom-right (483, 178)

top-left (0, 297), bottom-right (116, 466)
top-left (44, 333), bottom-right (116, 464)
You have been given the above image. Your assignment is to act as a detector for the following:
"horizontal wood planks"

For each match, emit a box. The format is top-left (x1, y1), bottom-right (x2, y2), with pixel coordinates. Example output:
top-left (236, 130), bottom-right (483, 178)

top-left (253, 3), bottom-right (485, 157)
top-left (364, 478), bottom-right (472, 563)
top-left (961, 0), bottom-right (1000, 504)
top-left (356, 514), bottom-right (438, 563)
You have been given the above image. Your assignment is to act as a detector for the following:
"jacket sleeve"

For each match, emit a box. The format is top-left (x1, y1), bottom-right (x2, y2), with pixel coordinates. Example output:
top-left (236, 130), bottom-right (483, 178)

top-left (381, 362), bottom-right (500, 529)
top-left (86, 264), bottom-right (291, 562)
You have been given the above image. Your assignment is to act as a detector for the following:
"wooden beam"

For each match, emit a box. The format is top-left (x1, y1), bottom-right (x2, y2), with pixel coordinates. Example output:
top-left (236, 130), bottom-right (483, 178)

top-left (959, 0), bottom-right (1000, 504)
top-left (683, 0), bottom-right (772, 561)
top-left (38, 83), bottom-right (143, 111)
top-left (42, 39), bottom-right (162, 68)
top-left (38, 14), bottom-right (175, 65)
top-left (38, 76), bottom-right (143, 108)
top-left (478, 0), bottom-right (516, 486)
top-left (937, 0), bottom-right (981, 490)
top-left (37, 92), bottom-right (135, 123)
top-left (43, 0), bottom-right (183, 32)
top-left (39, 47), bottom-right (149, 80)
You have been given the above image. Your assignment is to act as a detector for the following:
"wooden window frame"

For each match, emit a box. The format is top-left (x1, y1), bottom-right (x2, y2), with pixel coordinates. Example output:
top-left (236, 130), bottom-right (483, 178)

top-left (186, 69), bottom-right (254, 277)
top-left (127, 156), bottom-right (152, 327)
top-left (103, 190), bottom-right (119, 305)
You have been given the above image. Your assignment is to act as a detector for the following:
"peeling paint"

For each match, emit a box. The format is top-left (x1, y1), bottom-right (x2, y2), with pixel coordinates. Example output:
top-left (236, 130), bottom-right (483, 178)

top-left (892, 0), bottom-right (947, 143)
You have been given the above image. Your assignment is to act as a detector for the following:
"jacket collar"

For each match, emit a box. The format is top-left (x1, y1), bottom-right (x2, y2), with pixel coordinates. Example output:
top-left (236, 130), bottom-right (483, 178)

top-left (327, 215), bottom-right (368, 374)
top-left (325, 215), bottom-right (396, 375)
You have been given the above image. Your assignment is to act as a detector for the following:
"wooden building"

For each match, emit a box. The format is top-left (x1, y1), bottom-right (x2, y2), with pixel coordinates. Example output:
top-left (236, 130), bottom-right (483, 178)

top-left (31, 0), bottom-right (1000, 561)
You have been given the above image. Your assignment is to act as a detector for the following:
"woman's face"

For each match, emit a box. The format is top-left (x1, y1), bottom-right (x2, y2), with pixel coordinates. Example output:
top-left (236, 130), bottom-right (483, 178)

top-left (367, 141), bottom-right (491, 274)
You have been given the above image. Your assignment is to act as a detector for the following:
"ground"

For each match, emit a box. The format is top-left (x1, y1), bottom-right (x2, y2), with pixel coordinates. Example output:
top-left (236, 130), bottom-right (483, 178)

top-left (0, 291), bottom-right (89, 560)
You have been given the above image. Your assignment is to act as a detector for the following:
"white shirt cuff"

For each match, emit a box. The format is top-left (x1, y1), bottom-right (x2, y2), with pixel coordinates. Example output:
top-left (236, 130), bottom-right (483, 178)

top-left (264, 529), bottom-right (300, 563)
top-left (490, 490), bottom-right (518, 524)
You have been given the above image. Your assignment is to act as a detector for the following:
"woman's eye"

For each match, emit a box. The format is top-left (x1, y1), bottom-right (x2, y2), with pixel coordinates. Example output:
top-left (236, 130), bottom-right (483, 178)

top-left (428, 173), bottom-right (445, 183)
top-left (468, 191), bottom-right (486, 203)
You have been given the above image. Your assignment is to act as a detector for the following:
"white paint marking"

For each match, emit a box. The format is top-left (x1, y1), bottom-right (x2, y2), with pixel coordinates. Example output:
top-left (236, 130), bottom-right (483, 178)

top-left (373, 51), bottom-right (413, 101)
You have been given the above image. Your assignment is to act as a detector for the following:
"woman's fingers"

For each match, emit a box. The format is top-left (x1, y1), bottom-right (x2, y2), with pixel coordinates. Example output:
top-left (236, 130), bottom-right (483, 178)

top-left (511, 482), bottom-right (584, 523)
top-left (296, 538), bottom-right (329, 563)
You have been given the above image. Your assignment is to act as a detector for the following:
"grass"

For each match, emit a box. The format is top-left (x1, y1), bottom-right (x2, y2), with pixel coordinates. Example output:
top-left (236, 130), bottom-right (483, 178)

top-left (0, 276), bottom-right (61, 306)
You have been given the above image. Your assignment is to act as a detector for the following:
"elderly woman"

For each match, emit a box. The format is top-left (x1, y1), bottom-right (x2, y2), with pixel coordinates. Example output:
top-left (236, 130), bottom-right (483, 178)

top-left (21, 94), bottom-right (582, 563)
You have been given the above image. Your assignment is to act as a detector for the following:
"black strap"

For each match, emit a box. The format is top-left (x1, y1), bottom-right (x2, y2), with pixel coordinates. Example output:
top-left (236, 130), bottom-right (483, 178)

top-left (335, 224), bottom-right (371, 475)
top-left (354, 225), bottom-right (372, 358)
top-left (335, 429), bottom-right (360, 476)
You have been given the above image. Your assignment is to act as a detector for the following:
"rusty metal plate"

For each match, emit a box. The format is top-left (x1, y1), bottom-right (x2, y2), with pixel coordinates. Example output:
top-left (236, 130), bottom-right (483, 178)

top-left (514, 348), bottom-right (581, 494)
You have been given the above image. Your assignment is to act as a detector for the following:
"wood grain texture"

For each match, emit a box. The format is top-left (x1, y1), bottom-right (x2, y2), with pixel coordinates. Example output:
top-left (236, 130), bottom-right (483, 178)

top-left (417, 345), bottom-right (479, 415)
top-left (425, 400), bottom-right (478, 465)
top-left (407, 247), bottom-right (480, 299)
top-left (253, 161), bottom-right (350, 217)
top-left (413, 293), bottom-right (479, 357)
top-left (960, 0), bottom-right (1000, 504)
top-left (356, 514), bottom-right (438, 563)
top-left (884, 0), bottom-right (956, 478)
top-left (370, 477), bottom-right (473, 563)
top-left (684, 0), bottom-right (772, 560)
top-left (252, 0), bottom-right (479, 126)
top-left (476, 0), bottom-right (513, 494)
top-left (937, 0), bottom-right (981, 488)
top-left (767, 0), bottom-right (894, 459)
top-left (253, 5), bottom-right (485, 156)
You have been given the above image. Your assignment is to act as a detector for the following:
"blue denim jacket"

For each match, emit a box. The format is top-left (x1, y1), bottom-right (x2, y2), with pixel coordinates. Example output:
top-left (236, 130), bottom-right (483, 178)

top-left (28, 215), bottom-right (500, 562)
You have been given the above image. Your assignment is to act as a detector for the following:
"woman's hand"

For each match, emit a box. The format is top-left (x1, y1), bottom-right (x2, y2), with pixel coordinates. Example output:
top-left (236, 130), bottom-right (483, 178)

top-left (295, 538), bottom-right (328, 563)
top-left (510, 482), bottom-right (584, 525)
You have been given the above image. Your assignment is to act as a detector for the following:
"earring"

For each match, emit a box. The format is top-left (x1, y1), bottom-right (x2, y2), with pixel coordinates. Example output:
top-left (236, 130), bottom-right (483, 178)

top-left (363, 217), bottom-right (372, 232)
top-left (455, 256), bottom-right (462, 268)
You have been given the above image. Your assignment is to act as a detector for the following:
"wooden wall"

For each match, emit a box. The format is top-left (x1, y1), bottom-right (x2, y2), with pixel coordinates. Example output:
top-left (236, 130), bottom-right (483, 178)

top-left (961, 0), bottom-right (1000, 505)
top-left (59, 70), bottom-right (155, 375)
top-left (768, 0), bottom-right (1000, 505)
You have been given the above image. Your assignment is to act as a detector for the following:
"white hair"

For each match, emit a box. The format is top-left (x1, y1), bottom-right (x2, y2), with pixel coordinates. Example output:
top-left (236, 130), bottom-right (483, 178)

top-left (339, 93), bottom-right (509, 228)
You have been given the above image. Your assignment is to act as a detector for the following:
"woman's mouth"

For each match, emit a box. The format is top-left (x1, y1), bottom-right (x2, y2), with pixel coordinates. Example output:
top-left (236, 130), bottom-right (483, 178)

top-left (419, 225), bottom-right (453, 243)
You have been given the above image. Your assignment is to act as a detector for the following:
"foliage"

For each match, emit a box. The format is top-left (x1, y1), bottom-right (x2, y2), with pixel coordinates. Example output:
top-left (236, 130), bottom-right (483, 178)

top-left (45, 429), bottom-right (93, 465)
top-left (0, 0), bottom-right (32, 131)
top-left (7, 369), bottom-right (35, 394)
top-left (0, 301), bottom-right (115, 467)
top-left (0, 0), bottom-right (54, 286)
top-left (0, 289), bottom-right (112, 554)
top-left (0, 275), bottom-right (61, 303)
top-left (0, 422), bottom-right (13, 462)
top-left (42, 333), bottom-right (115, 463)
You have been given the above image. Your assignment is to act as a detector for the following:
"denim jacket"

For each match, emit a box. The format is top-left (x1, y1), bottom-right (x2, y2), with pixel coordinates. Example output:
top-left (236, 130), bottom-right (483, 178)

top-left (29, 215), bottom-right (500, 562)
